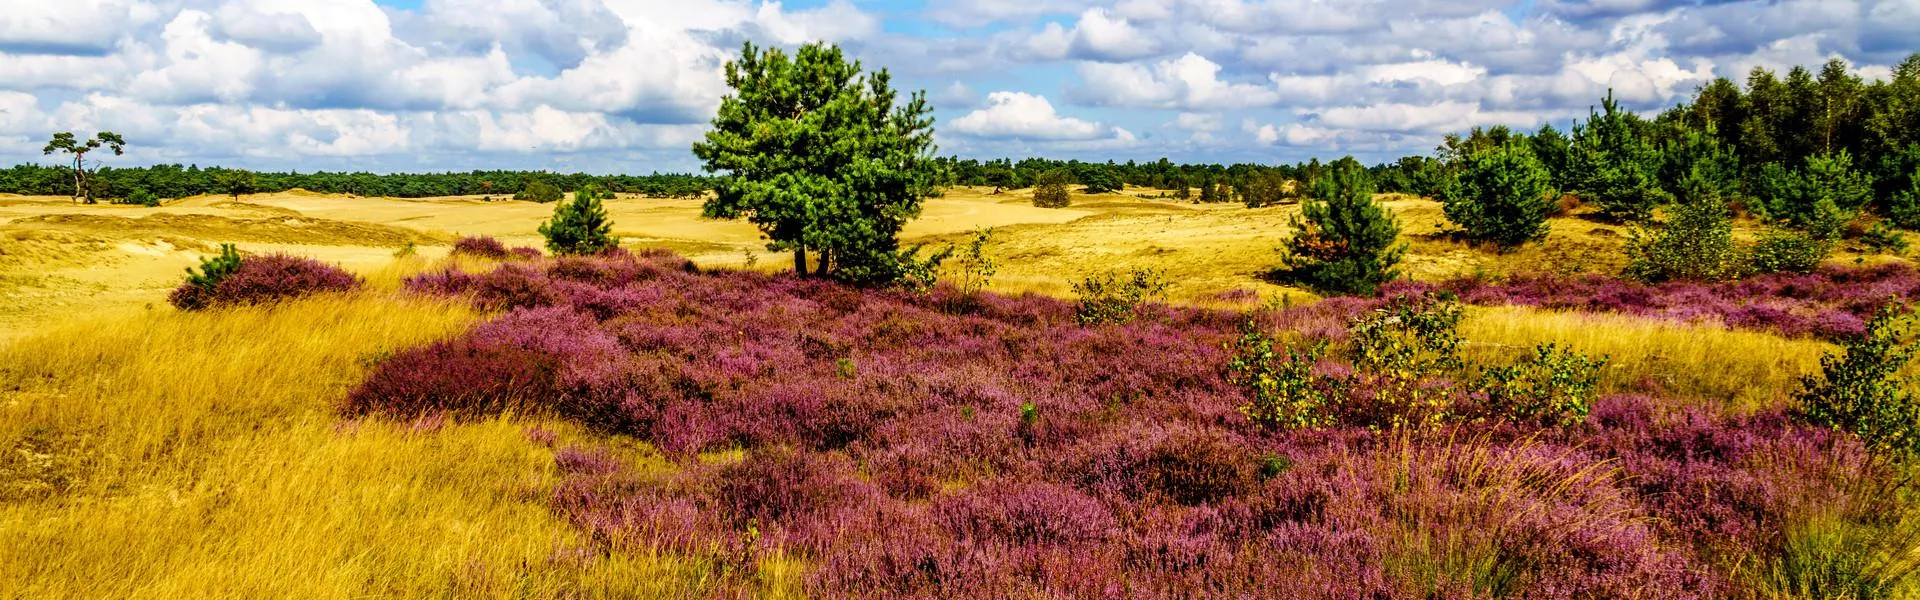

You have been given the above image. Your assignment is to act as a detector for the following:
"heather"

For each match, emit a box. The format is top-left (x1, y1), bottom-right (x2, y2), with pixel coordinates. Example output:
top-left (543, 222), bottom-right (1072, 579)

top-left (1410, 263), bottom-right (1920, 340)
top-left (168, 250), bottom-right (362, 310)
top-left (450, 235), bottom-right (510, 260)
top-left (342, 250), bottom-right (1916, 598)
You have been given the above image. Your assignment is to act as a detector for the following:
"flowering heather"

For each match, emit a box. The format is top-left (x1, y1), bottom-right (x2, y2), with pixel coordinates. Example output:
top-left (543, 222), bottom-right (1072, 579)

top-left (168, 253), bottom-right (361, 310)
top-left (450, 235), bottom-right (510, 259)
top-left (1400, 263), bottom-right (1920, 339)
top-left (350, 251), bottom-right (1906, 598)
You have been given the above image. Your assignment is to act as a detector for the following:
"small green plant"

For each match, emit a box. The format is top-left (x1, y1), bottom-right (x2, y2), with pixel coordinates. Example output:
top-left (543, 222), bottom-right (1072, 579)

top-left (1749, 230), bottom-right (1833, 275)
top-left (185, 244), bottom-right (243, 292)
top-left (393, 241), bottom-right (418, 258)
top-left (515, 180), bottom-right (564, 203)
top-left (1795, 303), bottom-right (1920, 463)
top-left (1350, 292), bottom-right (1465, 376)
top-left (539, 185), bottom-right (616, 255)
top-left (1282, 158), bottom-right (1405, 296)
top-left (952, 227), bottom-right (998, 295)
top-left (836, 357), bottom-right (857, 380)
top-left (1473, 344), bottom-right (1608, 427)
top-left (117, 188), bottom-right (161, 207)
top-left (1624, 170), bottom-right (1741, 282)
top-left (1257, 453), bottom-right (1293, 479)
top-left (1225, 321), bottom-right (1338, 429)
top-left (1860, 222), bottom-right (1909, 255)
top-left (1072, 268), bottom-right (1170, 325)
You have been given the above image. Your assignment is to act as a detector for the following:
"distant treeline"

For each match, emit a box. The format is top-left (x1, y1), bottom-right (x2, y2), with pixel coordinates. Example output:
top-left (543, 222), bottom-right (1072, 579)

top-left (0, 165), bottom-right (714, 200)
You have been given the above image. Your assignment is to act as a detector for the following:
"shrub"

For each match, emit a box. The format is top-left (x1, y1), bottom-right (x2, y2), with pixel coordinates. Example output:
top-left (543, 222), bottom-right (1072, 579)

top-left (116, 188), bottom-right (160, 207)
top-left (1758, 151), bottom-right (1874, 231)
top-left (1750, 231), bottom-right (1833, 275)
top-left (509, 246), bottom-right (544, 260)
top-left (1349, 291), bottom-right (1464, 376)
top-left (1072, 268), bottom-right (1169, 325)
top-left (1226, 321), bottom-right (1338, 429)
top-left (1795, 303), bottom-right (1920, 462)
top-left (1890, 168), bottom-right (1920, 230)
top-left (1282, 158), bottom-right (1405, 296)
top-left (1859, 222), bottom-right (1908, 255)
top-left (1625, 170), bottom-right (1742, 283)
top-left (951, 227), bottom-right (997, 295)
top-left (1077, 166), bottom-right (1122, 194)
top-left (539, 185), bottom-right (616, 256)
top-left (515, 180), bottom-right (564, 203)
top-left (450, 235), bottom-right (510, 259)
top-left (169, 248), bottom-right (361, 310)
top-left (1472, 344), bottom-right (1608, 427)
top-left (1440, 139), bottom-right (1554, 249)
top-left (1033, 170), bottom-right (1071, 208)
top-left (1567, 91), bottom-right (1671, 222)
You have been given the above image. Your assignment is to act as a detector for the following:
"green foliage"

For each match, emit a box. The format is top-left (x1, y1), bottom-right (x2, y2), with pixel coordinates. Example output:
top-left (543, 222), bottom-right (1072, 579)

top-left (1242, 170), bottom-right (1291, 208)
top-left (836, 358), bottom-right (857, 380)
top-left (1072, 268), bottom-right (1169, 326)
top-left (1032, 170), bottom-right (1071, 208)
top-left (538, 185), bottom-right (616, 256)
top-left (1350, 292), bottom-right (1465, 376)
top-left (1440, 139), bottom-right (1555, 249)
top-left (1749, 230), bottom-right (1834, 275)
top-left (1796, 303), bottom-right (1920, 462)
top-left (1759, 151), bottom-right (1874, 231)
top-left (1890, 169), bottom-right (1920, 230)
top-left (41, 130), bottom-right (126, 204)
top-left (117, 188), bottom-right (160, 207)
top-left (514, 180), bottom-right (564, 203)
top-left (841, 243), bottom-right (952, 291)
top-left (1473, 344), bottom-right (1608, 427)
top-left (1625, 170), bottom-right (1743, 282)
top-left (1530, 123), bottom-right (1574, 191)
top-left (1569, 91), bottom-right (1672, 221)
top-left (1076, 166), bottom-right (1122, 194)
top-left (178, 244), bottom-right (243, 310)
top-left (951, 227), bottom-right (997, 295)
top-left (1282, 158), bottom-right (1405, 296)
top-left (1861, 221), bottom-right (1909, 255)
top-left (1757, 518), bottom-right (1920, 600)
top-left (1226, 322), bottom-right (1336, 430)
top-left (214, 169), bottom-right (257, 200)
top-left (693, 42), bottom-right (940, 285)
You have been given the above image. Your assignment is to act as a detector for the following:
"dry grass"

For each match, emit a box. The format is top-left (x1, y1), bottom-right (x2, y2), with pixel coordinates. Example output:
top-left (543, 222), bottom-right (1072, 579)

top-left (0, 291), bottom-right (796, 598)
top-left (1460, 305), bottom-right (1832, 410)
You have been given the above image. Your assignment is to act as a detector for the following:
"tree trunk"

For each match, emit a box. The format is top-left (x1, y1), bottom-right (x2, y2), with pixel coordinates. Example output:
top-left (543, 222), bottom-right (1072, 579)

top-left (793, 246), bottom-right (808, 277)
top-left (815, 249), bottom-right (832, 277)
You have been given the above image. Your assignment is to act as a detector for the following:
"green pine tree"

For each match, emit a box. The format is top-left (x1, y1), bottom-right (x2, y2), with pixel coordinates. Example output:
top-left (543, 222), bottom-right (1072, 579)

top-left (1441, 139), bottom-right (1555, 249)
top-left (1283, 158), bottom-right (1405, 295)
top-left (1569, 90), bottom-right (1672, 221)
top-left (538, 186), bottom-right (615, 255)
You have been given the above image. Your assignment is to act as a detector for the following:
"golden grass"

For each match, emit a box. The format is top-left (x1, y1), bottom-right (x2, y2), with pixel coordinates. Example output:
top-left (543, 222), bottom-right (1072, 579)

top-left (0, 292), bottom-right (791, 598)
top-left (1460, 305), bottom-right (1833, 410)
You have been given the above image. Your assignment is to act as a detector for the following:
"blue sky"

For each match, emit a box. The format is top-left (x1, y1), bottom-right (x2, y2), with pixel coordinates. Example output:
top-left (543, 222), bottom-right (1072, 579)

top-left (0, 0), bottom-right (1910, 174)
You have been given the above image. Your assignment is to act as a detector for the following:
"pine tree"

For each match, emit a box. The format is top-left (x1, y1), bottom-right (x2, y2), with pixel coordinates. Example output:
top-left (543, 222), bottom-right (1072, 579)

top-left (1625, 168), bottom-right (1741, 282)
top-left (1283, 158), bottom-right (1405, 295)
top-left (1441, 139), bottom-right (1555, 249)
top-left (1032, 169), bottom-right (1071, 208)
top-left (1569, 90), bottom-right (1672, 221)
top-left (539, 185), bottom-right (616, 255)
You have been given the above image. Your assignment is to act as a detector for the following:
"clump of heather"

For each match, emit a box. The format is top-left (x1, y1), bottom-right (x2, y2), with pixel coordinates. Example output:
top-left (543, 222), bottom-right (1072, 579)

top-left (169, 247), bottom-right (361, 310)
top-left (450, 235), bottom-right (510, 259)
top-left (349, 250), bottom-right (1909, 597)
top-left (1413, 263), bottom-right (1920, 339)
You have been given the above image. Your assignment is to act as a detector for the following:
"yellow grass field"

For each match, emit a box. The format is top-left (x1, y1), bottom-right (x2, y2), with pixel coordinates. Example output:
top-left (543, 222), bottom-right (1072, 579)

top-left (0, 186), bottom-right (1885, 596)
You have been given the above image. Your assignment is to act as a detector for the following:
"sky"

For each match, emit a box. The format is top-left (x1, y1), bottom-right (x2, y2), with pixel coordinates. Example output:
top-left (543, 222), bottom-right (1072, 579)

top-left (0, 0), bottom-right (1912, 174)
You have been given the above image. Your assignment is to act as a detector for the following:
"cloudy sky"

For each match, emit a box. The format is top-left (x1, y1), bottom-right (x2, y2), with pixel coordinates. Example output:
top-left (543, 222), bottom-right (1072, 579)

top-left (0, 0), bottom-right (1911, 174)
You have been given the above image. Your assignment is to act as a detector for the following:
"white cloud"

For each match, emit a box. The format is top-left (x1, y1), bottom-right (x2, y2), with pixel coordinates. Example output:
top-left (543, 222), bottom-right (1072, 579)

top-left (1075, 52), bottom-right (1279, 109)
top-left (951, 91), bottom-right (1129, 141)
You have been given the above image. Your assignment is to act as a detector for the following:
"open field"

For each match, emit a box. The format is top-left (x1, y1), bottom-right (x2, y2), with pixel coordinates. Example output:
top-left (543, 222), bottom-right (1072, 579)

top-left (5, 187), bottom-right (1919, 597)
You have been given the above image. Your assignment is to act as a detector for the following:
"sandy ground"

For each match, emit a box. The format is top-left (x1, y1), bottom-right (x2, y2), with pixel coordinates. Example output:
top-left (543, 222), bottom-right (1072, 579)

top-left (0, 186), bottom-right (1647, 342)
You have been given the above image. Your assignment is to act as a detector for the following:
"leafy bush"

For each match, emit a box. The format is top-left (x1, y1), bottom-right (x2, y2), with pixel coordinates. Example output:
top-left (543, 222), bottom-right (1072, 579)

top-left (1758, 151), bottom-right (1874, 231)
top-left (515, 180), bottom-right (564, 203)
top-left (1795, 303), bottom-right (1920, 462)
top-left (451, 235), bottom-right (510, 259)
top-left (1625, 171), bottom-right (1742, 282)
top-left (539, 185), bottom-right (616, 256)
top-left (1076, 166), bottom-right (1122, 194)
top-left (115, 188), bottom-right (160, 207)
top-left (1032, 170), bottom-right (1071, 208)
top-left (1072, 268), bottom-right (1169, 325)
top-left (1226, 322), bottom-right (1337, 429)
top-left (1473, 344), bottom-right (1608, 427)
top-left (950, 227), bottom-right (997, 295)
top-left (1440, 139), bottom-right (1555, 249)
top-left (1282, 158), bottom-right (1405, 296)
top-left (1568, 91), bottom-right (1671, 222)
top-left (1860, 222), bottom-right (1909, 255)
top-left (1349, 291), bottom-right (1464, 376)
top-left (1891, 168), bottom-right (1920, 230)
top-left (1749, 231), bottom-right (1833, 275)
top-left (169, 247), bottom-right (361, 310)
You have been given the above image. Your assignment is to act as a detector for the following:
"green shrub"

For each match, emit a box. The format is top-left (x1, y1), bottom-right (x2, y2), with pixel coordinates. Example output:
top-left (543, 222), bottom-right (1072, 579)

top-left (183, 243), bottom-right (243, 295)
top-left (1473, 344), bottom-right (1608, 427)
top-left (116, 188), bottom-right (160, 207)
top-left (1568, 91), bottom-right (1671, 222)
top-left (1624, 170), bottom-right (1742, 282)
top-left (1795, 303), bottom-right (1920, 462)
top-left (1749, 231), bottom-right (1833, 275)
top-left (951, 227), bottom-right (997, 295)
top-left (1226, 322), bottom-right (1338, 429)
top-left (1350, 292), bottom-right (1464, 376)
top-left (1032, 170), bottom-right (1071, 208)
top-left (1440, 139), bottom-right (1555, 249)
top-left (1077, 167), bottom-right (1122, 194)
top-left (1890, 167), bottom-right (1920, 230)
top-left (515, 180), bottom-right (564, 203)
top-left (1072, 268), bottom-right (1169, 326)
top-left (1758, 151), bottom-right (1873, 231)
top-left (538, 185), bottom-right (615, 255)
top-left (1282, 158), bottom-right (1405, 296)
top-left (1861, 221), bottom-right (1909, 255)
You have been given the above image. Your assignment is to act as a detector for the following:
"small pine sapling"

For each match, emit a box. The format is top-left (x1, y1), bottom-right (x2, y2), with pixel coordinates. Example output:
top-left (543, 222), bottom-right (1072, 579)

top-left (539, 186), bottom-right (616, 256)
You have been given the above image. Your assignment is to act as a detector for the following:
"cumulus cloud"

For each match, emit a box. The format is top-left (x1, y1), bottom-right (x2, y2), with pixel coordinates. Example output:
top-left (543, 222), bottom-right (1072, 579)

top-left (1075, 52), bottom-right (1279, 110)
top-left (951, 91), bottom-right (1131, 141)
